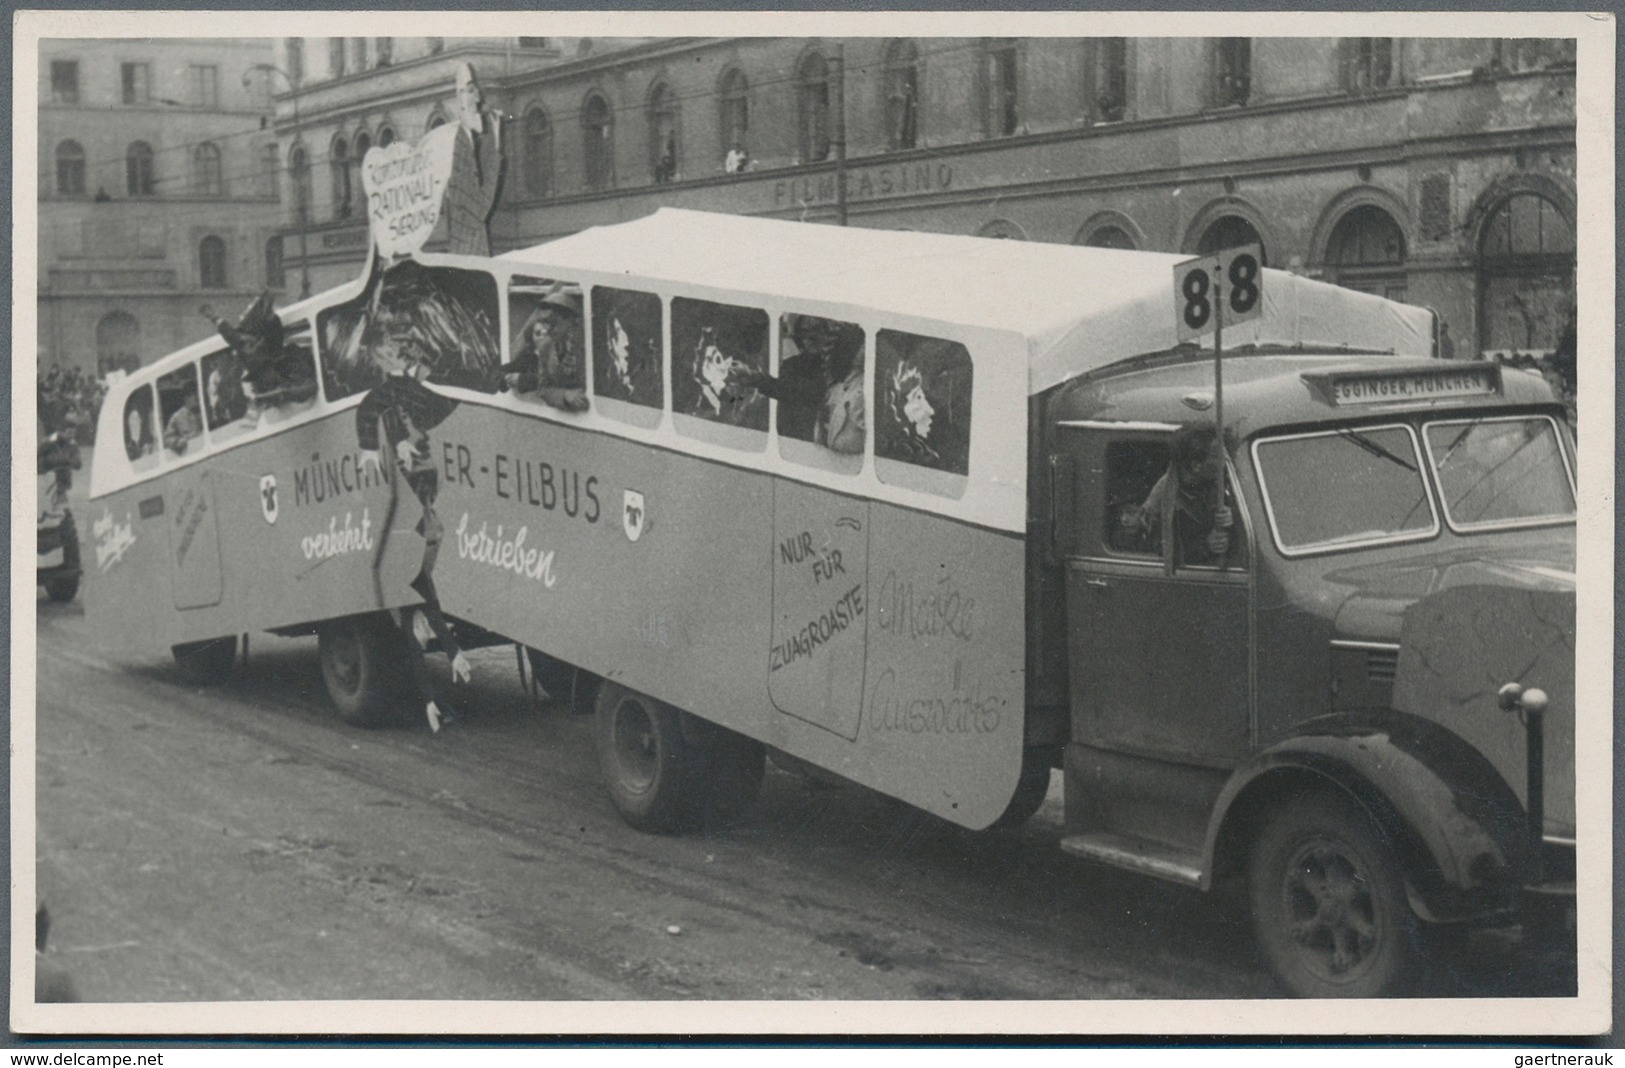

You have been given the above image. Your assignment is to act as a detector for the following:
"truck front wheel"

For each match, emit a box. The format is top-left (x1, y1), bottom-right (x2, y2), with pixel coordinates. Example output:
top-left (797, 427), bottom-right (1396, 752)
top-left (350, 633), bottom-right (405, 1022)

top-left (1248, 790), bottom-right (1421, 998)
top-left (594, 683), bottom-right (699, 833)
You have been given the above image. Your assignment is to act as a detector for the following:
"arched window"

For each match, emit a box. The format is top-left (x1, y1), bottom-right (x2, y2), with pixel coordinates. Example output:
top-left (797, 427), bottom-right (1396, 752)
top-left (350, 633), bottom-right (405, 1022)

top-left (1198, 214), bottom-right (1266, 265)
top-left (265, 236), bottom-right (285, 290)
top-left (328, 38), bottom-right (346, 78)
top-left (199, 235), bottom-right (228, 289)
top-left (351, 131), bottom-right (371, 207)
top-left (96, 311), bottom-right (140, 375)
top-left (125, 141), bottom-right (155, 196)
top-left (978, 218), bottom-right (1026, 241)
top-left (1326, 204), bottom-right (1408, 300)
top-left (984, 39), bottom-right (1020, 137)
top-left (55, 140), bottom-right (86, 195)
top-left (583, 92), bottom-right (614, 191)
top-left (289, 144), bottom-right (312, 225)
top-left (884, 40), bottom-right (920, 150)
top-left (285, 38), bottom-right (304, 84)
top-left (426, 112), bottom-right (446, 131)
top-left (1079, 224), bottom-right (1136, 250)
top-left (719, 69), bottom-right (749, 163)
top-left (798, 52), bottom-right (831, 163)
top-left (330, 136), bottom-right (351, 219)
top-left (377, 125), bottom-right (395, 148)
top-left (1213, 38), bottom-right (1252, 107)
top-left (193, 142), bottom-right (223, 197)
top-left (648, 82), bottom-right (679, 183)
top-left (522, 107), bottom-right (553, 197)
top-left (1478, 191), bottom-right (1575, 355)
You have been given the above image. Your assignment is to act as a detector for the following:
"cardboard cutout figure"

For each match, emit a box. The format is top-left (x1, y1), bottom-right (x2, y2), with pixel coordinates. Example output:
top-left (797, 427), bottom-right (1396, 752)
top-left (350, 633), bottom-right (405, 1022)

top-left (445, 63), bottom-right (503, 256)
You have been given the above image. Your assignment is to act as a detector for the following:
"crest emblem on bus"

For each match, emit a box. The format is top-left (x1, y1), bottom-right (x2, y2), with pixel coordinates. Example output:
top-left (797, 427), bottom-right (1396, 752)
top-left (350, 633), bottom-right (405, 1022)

top-left (623, 490), bottom-right (645, 543)
top-left (260, 474), bottom-right (280, 525)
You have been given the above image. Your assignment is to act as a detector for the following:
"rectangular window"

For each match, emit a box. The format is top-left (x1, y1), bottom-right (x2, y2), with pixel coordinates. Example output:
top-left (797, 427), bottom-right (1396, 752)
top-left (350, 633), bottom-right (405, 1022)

top-left (504, 276), bottom-right (587, 413)
top-left (158, 365), bottom-right (205, 459)
top-left (1213, 39), bottom-right (1250, 107)
top-left (1423, 417), bottom-right (1574, 532)
top-left (191, 64), bottom-right (219, 108)
top-left (775, 313), bottom-right (865, 476)
top-left (123, 385), bottom-right (159, 469)
top-left (50, 60), bottom-right (79, 104)
top-left (875, 329), bottom-right (973, 497)
top-left (1253, 424), bottom-right (1436, 556)
top-left (1091, 38), bottom-right (1128, 122)
top-left (317, 262), bottom-right (500, 402)
top-left (1346, 38), bottom-right (1394, 91)
top-left (121, 61), bottom-right (151, 105)
top-left (987, 41), bottom-right (1019, 136)
top-left (591, 285), bottom-right (664, 428)
top-left (671, 296), bottom-right (769, 450)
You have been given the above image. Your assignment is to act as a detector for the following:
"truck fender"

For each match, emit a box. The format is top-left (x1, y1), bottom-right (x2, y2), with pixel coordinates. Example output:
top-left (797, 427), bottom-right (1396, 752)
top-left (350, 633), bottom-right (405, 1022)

top-left (1200, 713), bottom-right (1536, 910)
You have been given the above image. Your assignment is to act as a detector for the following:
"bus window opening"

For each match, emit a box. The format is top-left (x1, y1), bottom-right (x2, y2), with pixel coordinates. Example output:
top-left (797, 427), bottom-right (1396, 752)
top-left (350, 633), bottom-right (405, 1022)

top-left (671, 296), bottom-right (769, 449)
top-left (503, 276), bottom-right (587, 413)
top-left (122, 384), bottom-right (158, 469)
top-left (767, 314), bottom-right (866, 471)
top-left (158, 365), bottom-right (204, 458)
top-left (591, 285), bottom-right (664, 427)
top-left (1423, 417), bottom-right (1575, 530)
top-left (200, 348), bottom-right (251, 439)
top-left (874, 329), bottom-right (972, 496)
top-left (206, 292), bottom-right (320, 422)
top-left (318, 260), bottom-right (501, 402)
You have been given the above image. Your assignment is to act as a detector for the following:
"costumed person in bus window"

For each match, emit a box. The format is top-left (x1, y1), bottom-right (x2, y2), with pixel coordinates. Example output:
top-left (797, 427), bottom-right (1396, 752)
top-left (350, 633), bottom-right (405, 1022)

top-left (355, 314), bottom-right (471, 732)
top-left (445, 62), bottom-right (503, 257)
top-left (1118, 424), bottom-right (1237, 568)
top-left (204, 293), bottom-right (318, 417)
top-left (163, 390), bottom-right (203, 455)
top-left (745, 314), bottom-right (862, 450)
top-left (501, 287), bottom-right (588, 412)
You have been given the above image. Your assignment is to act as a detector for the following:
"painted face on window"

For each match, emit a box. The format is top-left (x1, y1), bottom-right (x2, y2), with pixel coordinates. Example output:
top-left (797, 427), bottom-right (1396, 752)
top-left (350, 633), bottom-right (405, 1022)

top-left (608, 316), bottom-right (632, 388)
top-left (903, 383), bottom-right (934, 439)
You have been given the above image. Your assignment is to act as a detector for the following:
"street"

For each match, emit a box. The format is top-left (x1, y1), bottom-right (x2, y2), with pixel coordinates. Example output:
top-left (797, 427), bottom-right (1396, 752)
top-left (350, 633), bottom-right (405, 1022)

top-left (32, 541), bottom-right (1576, 1005)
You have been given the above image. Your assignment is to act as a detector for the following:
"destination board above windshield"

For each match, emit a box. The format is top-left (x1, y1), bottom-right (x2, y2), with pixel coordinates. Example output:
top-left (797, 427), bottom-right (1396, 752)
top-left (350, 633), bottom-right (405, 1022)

top-left (1303, 364), bottom-right (1501, 407)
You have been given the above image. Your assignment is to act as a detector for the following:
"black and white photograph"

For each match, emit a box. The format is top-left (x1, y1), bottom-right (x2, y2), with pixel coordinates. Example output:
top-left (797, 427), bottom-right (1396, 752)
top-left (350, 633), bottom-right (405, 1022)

top-left (13, 9), bottom-right (1612, 1040)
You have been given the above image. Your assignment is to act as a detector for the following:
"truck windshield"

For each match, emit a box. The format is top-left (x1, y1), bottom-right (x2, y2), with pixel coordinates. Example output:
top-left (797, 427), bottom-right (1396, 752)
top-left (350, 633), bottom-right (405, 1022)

top-left (1423, 416), bottom-right (1575, 531)
top-left (1253, 424), bottom-right (1436, 555)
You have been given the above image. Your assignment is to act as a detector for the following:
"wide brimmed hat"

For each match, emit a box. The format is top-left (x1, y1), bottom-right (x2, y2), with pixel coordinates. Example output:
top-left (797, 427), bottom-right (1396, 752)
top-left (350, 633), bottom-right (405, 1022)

top-left (538, 286), bottom-right (582, 318)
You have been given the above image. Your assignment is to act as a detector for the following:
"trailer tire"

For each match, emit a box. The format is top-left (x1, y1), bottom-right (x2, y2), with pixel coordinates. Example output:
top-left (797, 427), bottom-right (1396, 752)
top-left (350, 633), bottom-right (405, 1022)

top-left (594, 682), bottom-right (700, 833)
top-left (1248, 789), bottom-right (1421, 998)
top-left (319, 615), bottom-right (408, 728)
top-left (172, 635), bottom-right (239, 684)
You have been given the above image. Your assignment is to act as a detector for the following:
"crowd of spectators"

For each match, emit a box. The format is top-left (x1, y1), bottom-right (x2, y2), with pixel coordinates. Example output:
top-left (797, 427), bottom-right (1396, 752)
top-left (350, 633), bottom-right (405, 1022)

top-left (38, 365), bottom-right (105, 446)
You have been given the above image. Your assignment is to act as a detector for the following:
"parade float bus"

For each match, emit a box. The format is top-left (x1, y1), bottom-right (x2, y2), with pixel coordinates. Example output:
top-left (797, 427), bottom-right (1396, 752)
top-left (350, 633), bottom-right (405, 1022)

top-left (87, 209), bottom-right (1576, 997)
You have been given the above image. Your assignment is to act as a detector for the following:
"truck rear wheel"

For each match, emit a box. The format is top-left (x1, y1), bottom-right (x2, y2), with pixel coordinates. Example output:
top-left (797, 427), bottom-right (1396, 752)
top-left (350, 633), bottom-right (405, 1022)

top-left (594, 683), bottom-right (699, 832)
top-left (1248, 789), bottom-right (1420, 998)
top-left (318, 614), bottom-right (408, 727)
top-left (172, 635), bottom-right (239, 684)
top-left (593, 684), bottom-right (765, 832)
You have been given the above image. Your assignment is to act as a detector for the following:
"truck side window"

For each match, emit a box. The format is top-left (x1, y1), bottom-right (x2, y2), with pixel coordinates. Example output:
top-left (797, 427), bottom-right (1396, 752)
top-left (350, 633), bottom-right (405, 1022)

top-left (1104, 438), bottom-right (1170, 557)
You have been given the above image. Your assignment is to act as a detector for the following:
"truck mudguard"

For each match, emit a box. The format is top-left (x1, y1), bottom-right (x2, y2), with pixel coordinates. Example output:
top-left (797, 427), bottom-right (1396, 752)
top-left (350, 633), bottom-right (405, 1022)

top-left (1202, 711), bottom-right (1538, 917)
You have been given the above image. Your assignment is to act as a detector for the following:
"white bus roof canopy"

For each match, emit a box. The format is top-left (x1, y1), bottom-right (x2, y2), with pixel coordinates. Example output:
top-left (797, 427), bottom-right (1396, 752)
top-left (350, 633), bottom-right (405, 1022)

top-left (505, 208), bottom-right (1438, 396)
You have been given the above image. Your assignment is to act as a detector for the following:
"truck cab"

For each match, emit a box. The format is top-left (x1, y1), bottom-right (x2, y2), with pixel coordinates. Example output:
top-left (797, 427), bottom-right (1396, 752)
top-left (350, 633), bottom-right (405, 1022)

top-left (1035, 348), bottom-right (1576, 997)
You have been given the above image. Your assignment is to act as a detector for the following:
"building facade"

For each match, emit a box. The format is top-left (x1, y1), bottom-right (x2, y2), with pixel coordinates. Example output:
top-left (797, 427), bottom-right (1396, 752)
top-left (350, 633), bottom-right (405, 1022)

top-left (37, 38), bottom-right (282, 375)
top-left (273, 35), bottom-right (1578, 361)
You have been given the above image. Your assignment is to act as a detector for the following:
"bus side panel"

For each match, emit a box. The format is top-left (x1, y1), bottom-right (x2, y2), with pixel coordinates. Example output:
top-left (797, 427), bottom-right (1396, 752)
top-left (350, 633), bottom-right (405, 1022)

top-left (427, 408), bottom-right (775, 728)
top-left (86, 413), bottom-right (428, 658)
top-left (858, 504), bottom-right (1026, 829)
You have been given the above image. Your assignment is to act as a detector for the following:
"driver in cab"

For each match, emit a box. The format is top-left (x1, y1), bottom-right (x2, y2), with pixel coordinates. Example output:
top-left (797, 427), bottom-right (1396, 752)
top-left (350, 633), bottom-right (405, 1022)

top-left (1118, 424), bottom-right (1237, 570)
